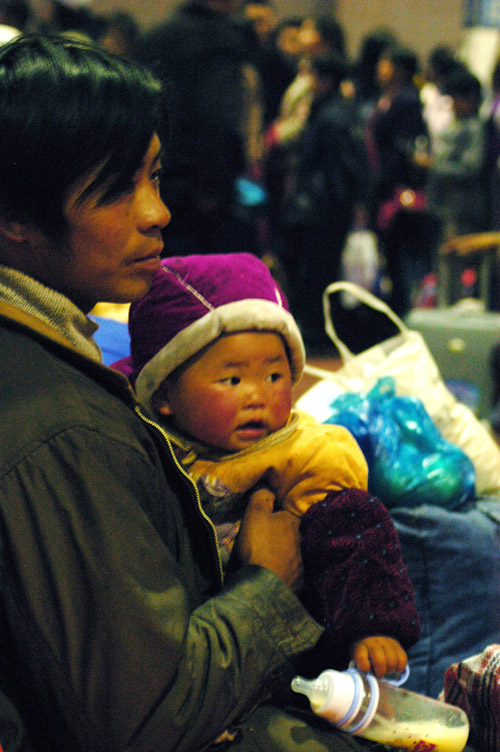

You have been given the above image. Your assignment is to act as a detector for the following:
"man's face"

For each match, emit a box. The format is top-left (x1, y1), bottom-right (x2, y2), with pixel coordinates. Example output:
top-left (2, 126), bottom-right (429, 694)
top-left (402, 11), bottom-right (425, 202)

top-left (57, 133), bottom-right (170, 312)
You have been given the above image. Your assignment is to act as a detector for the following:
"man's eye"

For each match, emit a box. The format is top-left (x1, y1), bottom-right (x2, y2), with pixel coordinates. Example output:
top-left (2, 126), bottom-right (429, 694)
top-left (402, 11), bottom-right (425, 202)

top-left (151, 167), bottom-right (163, 185)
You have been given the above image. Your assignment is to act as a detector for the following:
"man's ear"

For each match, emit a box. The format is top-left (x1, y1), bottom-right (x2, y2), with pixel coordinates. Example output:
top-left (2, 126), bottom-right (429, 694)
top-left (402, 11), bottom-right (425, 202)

top-left (0, 215), bottom-right (57, 276)
top-left (0, 215), bottom-right (30, 243)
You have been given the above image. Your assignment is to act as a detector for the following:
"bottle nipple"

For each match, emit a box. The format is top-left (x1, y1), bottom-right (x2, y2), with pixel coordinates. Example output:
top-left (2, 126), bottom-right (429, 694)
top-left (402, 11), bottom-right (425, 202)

top-left (291, 675), bottom-right (329, 711)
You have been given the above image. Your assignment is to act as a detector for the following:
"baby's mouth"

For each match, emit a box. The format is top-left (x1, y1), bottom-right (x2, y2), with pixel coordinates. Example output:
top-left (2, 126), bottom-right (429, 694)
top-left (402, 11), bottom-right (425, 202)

top-left (236, 420), bottom-right (267, 440)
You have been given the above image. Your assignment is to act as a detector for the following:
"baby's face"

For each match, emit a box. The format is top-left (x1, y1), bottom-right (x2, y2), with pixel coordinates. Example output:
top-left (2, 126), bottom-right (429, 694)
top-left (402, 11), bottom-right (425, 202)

top-left (158, 331), bottom-right (293, 453)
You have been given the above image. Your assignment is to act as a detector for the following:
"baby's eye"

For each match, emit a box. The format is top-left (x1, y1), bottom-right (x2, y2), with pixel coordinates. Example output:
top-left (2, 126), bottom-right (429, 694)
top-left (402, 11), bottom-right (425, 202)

top-left (219, 376), bottom-right (240, 386)
top-left (266, 372), bottom-right (283, 383)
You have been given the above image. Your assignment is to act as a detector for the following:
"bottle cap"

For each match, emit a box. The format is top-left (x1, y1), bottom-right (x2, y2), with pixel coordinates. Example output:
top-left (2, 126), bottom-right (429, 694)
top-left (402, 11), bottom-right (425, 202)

top-left (291, 669), bottom-right (360, 723)
top-left (314, 669), bottom-right (380, 733)
top-left (292, 668), bottom-right (380, 733)
top-left (315, 669), bottom-right (361, 723)
top-left (342, 672), bottom-right (379, 734)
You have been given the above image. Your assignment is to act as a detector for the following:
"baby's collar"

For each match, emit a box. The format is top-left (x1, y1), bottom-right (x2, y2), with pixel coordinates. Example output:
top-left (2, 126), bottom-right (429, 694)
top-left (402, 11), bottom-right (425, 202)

top-left (163, 410), bottom-right (300, 465)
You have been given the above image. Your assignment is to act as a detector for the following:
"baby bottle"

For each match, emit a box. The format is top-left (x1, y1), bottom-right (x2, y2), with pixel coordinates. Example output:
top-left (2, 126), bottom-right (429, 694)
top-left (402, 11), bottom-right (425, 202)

top-left (291, 668), bottom-right (469, 752)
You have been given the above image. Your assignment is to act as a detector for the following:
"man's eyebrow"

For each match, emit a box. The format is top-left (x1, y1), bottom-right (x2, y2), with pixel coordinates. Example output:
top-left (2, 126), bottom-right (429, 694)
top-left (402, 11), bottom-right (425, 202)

top-left (150, 147), bottom-right (165, 166)
top-left (140, 145), bottom-right (165, 171)
top-left (155, 147), bottom-right (165, 164)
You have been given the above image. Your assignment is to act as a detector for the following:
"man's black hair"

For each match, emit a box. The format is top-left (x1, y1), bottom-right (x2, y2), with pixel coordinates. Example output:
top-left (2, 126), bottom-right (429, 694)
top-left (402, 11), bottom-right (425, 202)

top-left (0, 33), bottom-right (164, 240)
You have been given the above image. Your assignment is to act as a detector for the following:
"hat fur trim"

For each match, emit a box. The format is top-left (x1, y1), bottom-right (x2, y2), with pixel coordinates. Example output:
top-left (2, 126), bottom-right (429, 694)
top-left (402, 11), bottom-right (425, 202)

top-left (135, 298), bottom-right (305, 409)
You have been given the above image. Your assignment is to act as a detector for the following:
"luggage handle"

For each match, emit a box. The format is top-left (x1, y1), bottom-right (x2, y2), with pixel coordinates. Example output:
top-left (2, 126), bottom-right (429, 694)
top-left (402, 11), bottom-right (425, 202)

top-left (322, 281), bottom-right (409, 362)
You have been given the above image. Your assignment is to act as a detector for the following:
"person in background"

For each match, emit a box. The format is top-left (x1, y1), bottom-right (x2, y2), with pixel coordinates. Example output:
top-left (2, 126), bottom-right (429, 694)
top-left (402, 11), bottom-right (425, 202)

top-left (33, 0), bottom-right (103, 40)
top-left (298, 14), bottom-right (346, 60)
top-left (97, 10), bottom-right (139, 59)
top-left (281, 51), bottom-right (371, 352)
top-left (236, 0), bottom-right (284, 143)
top-left (366, 44), bottom-right (437, 315)
top-left (0, 31), bottom-right (398, 752)
top-left (366, 44), bottom-right (427, 220)
top-left (265, 14), bottom-right (347, 153)
top-left (420, 45), bottom-right (458, 149)
top-left (264, 15), bottom-right (348, 272)
top-left (239, 0), bottom-right (276, 49)
top-left (137, 0), bottom-right (263, 257)
top-left (350, 27), bottom-right (398, 129)
top-left (262, 14), bottom-right (304, 123)
top-left (112, 251), bottom-right (420, 677)
top-left (427, 66), bottom-right (489, 241)
top-left (485, 58), bottom-right (500, 231)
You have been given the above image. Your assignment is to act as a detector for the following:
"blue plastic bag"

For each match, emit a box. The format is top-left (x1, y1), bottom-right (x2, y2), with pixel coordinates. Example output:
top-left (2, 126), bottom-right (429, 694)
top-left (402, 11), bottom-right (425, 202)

top-left (325, 376), bottom-right (476, 510)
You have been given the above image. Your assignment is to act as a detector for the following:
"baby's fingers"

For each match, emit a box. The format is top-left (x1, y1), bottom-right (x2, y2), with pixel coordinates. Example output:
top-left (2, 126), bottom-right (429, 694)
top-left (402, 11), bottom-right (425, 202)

top-left (351, 636), bottom-right (407, 679)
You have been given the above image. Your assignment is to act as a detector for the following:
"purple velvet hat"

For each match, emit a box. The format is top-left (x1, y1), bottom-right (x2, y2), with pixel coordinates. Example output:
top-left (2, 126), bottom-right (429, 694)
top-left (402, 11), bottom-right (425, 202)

top-left (112, 253), bottom-right (305, 408)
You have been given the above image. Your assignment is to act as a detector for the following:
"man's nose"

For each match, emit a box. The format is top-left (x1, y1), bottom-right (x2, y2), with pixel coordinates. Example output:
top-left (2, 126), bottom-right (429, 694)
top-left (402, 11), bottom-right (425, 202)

top-left (140, 187), bottom-right (171, 231)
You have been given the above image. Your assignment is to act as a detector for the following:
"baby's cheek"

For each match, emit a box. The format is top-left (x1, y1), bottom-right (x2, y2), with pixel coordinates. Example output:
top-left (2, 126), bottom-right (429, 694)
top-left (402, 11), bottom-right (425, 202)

top-left (208, 392), bottom-right (239, 427)
top-left (270, 388), bottom-right (293, 427)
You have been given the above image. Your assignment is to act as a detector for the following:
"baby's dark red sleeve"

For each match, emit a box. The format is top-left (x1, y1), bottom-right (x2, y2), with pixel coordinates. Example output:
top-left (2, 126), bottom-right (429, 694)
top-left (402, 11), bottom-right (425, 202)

top-left (299, 488), bottom-right (420, 669)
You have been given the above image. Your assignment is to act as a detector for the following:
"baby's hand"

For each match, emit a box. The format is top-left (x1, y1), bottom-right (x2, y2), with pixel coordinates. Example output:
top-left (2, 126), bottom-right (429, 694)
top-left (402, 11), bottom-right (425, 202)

top-left (350, 636), bottom-right (407, 680)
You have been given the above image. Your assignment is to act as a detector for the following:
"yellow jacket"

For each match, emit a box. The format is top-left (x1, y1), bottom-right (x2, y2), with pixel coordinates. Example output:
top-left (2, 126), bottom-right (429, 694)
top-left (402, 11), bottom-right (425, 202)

top-left (168, 409), bottom-right (368, 561)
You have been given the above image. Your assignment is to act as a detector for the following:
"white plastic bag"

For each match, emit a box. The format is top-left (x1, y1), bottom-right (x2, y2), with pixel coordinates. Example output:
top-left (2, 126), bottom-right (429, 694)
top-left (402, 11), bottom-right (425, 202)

top-left (339, 229), bottom-right (388, 309)
top-left (297, 281), bottom-right (500, 493)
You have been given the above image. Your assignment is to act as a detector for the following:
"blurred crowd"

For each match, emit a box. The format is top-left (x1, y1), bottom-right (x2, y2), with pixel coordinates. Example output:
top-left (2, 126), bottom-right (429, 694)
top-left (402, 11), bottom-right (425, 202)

top-left (5, 0), bottom-right (500, 351)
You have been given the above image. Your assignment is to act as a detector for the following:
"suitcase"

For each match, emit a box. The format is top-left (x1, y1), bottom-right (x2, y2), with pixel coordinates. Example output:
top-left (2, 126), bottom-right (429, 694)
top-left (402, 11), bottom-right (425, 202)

top-left (437, 231), bottom-right (500, 309)
top-left (406, 306), bottom-right (500, 419)
top-left (406, 232), bottom-right (500, 419)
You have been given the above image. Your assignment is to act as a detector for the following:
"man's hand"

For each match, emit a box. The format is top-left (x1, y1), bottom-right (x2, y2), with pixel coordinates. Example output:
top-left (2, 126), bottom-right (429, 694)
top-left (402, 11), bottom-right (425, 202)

top-left (234, 488), bottom-right (303, 591)
top-left (351, 636), bottom-right (407, 679)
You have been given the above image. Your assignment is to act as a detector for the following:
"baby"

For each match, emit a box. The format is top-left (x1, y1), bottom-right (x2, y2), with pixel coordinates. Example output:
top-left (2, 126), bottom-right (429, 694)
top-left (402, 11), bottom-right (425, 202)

top-left (113, 252), bottom-right (420, 677)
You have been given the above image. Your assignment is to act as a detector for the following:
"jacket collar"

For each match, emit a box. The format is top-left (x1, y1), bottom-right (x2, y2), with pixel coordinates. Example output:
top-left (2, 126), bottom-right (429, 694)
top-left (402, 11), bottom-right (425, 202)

top-left (0, 298), bottom-right (139, 404)
top-left (0, 299), bottom-right (77, 351)
top-left (0, 265), bottom-right (101, 362)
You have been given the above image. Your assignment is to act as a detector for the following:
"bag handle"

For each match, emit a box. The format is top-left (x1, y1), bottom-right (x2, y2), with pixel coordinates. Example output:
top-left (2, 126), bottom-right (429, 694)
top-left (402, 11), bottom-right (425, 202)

top-left (323, 281), bottom-right (409, 361)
